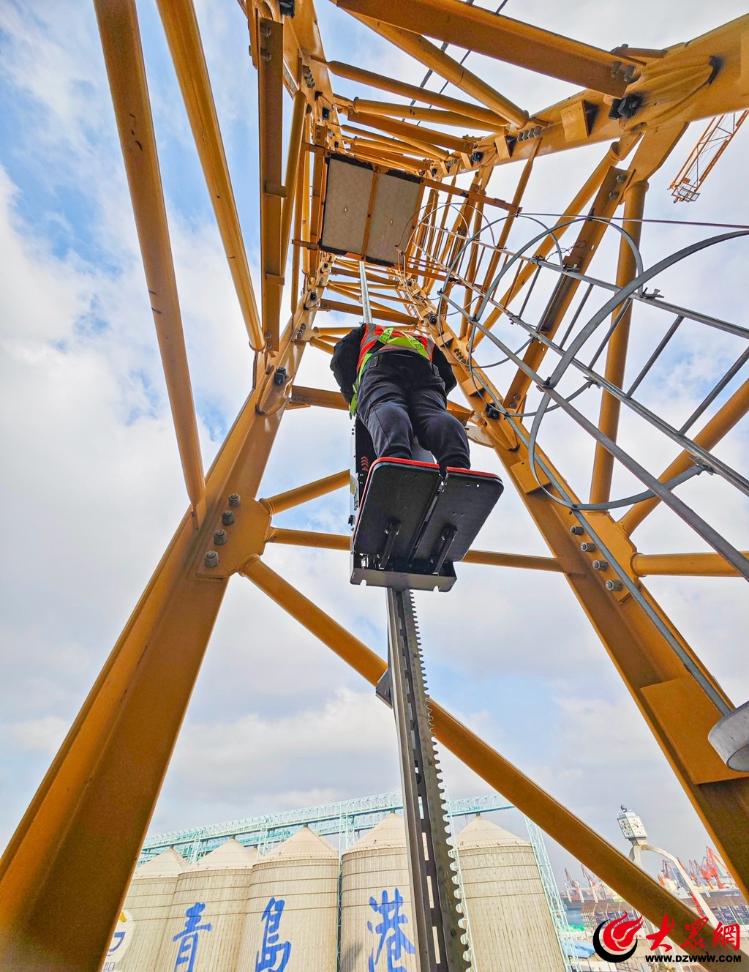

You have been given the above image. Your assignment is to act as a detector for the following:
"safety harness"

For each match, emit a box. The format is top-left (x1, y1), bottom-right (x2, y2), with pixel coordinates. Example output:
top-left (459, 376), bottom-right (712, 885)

top-left (350, 323), bottom-right (435, 415)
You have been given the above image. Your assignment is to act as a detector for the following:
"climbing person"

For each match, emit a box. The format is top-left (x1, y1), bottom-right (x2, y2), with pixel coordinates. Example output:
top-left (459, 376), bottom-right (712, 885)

top-left (330, 321), bottom-right (471, 472)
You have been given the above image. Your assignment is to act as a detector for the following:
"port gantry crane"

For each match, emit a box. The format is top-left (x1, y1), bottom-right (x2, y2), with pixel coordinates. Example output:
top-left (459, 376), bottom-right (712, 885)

top-left (1, 1), bottom-right (748, 969)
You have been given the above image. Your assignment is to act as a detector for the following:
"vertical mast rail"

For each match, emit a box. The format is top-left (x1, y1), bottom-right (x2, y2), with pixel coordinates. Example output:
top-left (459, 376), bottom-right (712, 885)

top-left (387, 589), bottom-right (470, 972)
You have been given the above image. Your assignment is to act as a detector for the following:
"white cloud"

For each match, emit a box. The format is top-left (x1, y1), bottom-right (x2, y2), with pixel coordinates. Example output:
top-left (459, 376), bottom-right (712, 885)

top-left (8, 716), bottom-right (69, 753)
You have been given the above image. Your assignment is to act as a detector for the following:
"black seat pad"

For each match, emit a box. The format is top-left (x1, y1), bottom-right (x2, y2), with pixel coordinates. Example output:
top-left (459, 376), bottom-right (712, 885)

top-left (352, 458), bottom-right (503, 570)
top-left (353, 458), bottom-right (441, 561)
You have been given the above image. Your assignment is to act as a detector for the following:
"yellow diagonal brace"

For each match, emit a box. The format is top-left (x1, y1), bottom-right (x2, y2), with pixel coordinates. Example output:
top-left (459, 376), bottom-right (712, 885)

top-left (326, 60), bottom-right (506, 129)
top-left (350, 99), bottom-right (502, 131)
top-left (258, 16), bottom-right (285, 351)
top-left (347, 15), bottom-right (528, 127)
top-left (434, 317), bottom-right (749, 896)
top-left (632, 551), bottom-right (749, 577)
top-left (472, 142), bottom-right (627, 347)
top-left (0, 307), bottom-right (311, 971)
top-left (95, 0), bottom-right (205, 517)
top-left (156, 0), bottom-right (264, 349)
top-left (260, 469), bottom-right (350, 515)
top-left (332, 0), bottom-right (640, 96)
top-left (281, 89), bottom-right (308, 279)
top-left (589, 180), bottom-right (648, 504)
top-left (264, 528), bottom-right (563, 572)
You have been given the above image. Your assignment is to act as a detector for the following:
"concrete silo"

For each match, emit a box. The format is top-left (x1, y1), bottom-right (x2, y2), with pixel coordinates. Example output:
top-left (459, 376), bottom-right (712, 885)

top-left (238, 827), bottom-right (338, 972)
top-left (157, 837), bottom-right (258, 971)
top-left (115, 847), bottom-right (185, 971)
top-left (339, 813), bottom-right (420, 972)
top-left (457, 817), bottom-right (565, 972)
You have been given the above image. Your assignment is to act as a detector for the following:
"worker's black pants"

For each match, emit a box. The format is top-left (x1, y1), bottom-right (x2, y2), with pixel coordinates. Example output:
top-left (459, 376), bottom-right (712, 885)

top-left (357, 353), bottom-right (470, 470)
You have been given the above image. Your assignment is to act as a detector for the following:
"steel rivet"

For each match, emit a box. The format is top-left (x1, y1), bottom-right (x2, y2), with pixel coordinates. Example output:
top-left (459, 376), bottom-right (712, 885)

top-left (228, 493), bottom-right (241, 508)
top-left (222, 510), bottom-right (235, 526)
top-left (606, 579), bottom-right (623, 591)
top-left (213, 530), bottom-right (227, 546)
top-left (580, 541), bottom-right (597, 552)
top-left (204, 550), bottom-right (219, 568)
top-left (592, 559), bottom-right (609, 570)
top-left (570, 525), bottom-right (584, 535)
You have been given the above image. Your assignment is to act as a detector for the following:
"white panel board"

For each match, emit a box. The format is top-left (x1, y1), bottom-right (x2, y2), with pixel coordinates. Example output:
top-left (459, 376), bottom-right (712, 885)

top-left (320, 157), bottom-right (373, 256)
top-left (366, 173), bottom-right (422, 265)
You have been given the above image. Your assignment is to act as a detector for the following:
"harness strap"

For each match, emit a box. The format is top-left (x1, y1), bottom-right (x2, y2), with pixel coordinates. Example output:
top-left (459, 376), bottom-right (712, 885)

top-left (351, 324), bottom-right (435, 415)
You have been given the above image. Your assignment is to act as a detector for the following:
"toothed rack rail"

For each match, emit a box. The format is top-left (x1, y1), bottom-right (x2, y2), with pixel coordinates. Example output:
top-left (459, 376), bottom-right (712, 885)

top-left (384, 587), bottom-right (470, 971)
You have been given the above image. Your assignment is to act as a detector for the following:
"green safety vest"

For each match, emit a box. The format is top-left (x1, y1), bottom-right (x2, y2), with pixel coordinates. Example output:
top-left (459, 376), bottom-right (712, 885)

top-left (350, 323), bottom-right (435, 416)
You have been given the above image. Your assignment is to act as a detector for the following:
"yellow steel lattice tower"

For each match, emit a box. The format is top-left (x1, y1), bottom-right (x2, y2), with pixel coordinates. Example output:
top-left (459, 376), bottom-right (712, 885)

top-left (1, 1), bottom-right (748, 969)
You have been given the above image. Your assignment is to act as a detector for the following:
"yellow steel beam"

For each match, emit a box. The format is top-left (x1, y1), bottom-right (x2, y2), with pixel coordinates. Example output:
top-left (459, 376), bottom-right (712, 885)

top-left (308, 123), bottom-right (327, 276)
top-left (310, 335), bottom-right (335, 354)
top-left (346, 16), bottom-right (528, 127)
top-left (241, 556), bottom-right (743, 966)
top-left (346, 145), bottom-right (427, 174)
top-left (281, 89), bottom-right (309, 278)
top-left (326, 59), bottom-right (508, 130)
top-left (260, 469), bottom-right (349, 515)
top-left (347, 99), bottom-right (502, 131)
top-left (460, 197), bottom-right (485, 334)
top-left (346, 109), bottom-right (477, 153)
top-left (620, 378), bottom-right (749, 536)
top-left (95, 0), bottom-right (205, 518)
top-left (632, 551), bottom-right (749, 578)
top-left (265, 527), bottom-right (563, 571)
top-left (477, 15), bottom-right (749, 167)
top-left (267, 527), bottom-right (350, 550)
top-left (412, 186), bottom-right (438, 262)
top-left (0, 305), bottom-right (313, 971)
top-left (332, 0), bottom-right (640, 96)
top-left (300, 117), bottom-right (312, 279)
top-left (291, 111), bottom-right (310, 311)
top-left (343, 126), bottom-right (450, 162)
top-left (319, 298), bottom-right (413, 323)
top-left (589, 180), bottom-right (648, 504)
top-left (463, 549), bottom-right (563, 572)
top-left (258, 16), bottom-right (285, 350)
top-left (156, 0), bottom-right (264, 350)
top-left (430, 315), bottom-right (749, 897)
top-left (280, 0), bottom-right (336, 107)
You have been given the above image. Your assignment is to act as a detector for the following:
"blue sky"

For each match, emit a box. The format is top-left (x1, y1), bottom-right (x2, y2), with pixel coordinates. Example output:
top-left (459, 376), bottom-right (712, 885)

top-left (1, 0), bottom-right (748, 889)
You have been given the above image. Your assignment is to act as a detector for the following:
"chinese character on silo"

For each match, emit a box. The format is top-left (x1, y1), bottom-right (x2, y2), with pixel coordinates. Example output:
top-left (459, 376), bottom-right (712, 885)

top-left (256, 896), bottom-right (292, 972)
top-left (172, 902), bottom-right (212, 972)
top-left (367, 888), bottom-right (416, 972)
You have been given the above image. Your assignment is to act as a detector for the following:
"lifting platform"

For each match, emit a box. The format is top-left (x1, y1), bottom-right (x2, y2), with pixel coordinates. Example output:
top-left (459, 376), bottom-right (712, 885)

top-left (351, 455), bottom-right (503, 591)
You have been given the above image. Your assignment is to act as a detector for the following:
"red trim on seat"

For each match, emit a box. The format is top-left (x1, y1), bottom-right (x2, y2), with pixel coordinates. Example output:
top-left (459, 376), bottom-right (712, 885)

top-left (445, 466), bottom-right (503, 482)
top-left (370, 456), bottom-right (439, 473)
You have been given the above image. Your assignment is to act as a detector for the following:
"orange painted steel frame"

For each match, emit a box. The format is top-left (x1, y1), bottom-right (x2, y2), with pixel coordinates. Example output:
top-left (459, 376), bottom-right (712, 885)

top-left (1, 0), bottom-right (748, 969)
